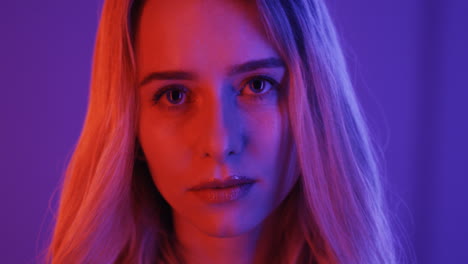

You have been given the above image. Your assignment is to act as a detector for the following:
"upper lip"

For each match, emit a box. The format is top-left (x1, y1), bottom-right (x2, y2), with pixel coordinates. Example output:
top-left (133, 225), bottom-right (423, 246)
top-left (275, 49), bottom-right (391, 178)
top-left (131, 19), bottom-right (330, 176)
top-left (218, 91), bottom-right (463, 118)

top-left (189, 175), bottom-right (256, 191)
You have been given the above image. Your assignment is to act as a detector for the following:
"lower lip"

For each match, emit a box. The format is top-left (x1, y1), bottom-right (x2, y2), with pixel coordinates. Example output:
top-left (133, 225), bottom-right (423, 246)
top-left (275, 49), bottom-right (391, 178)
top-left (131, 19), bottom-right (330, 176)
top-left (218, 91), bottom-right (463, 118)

top-left (191, 183), bottom-right (255, 204)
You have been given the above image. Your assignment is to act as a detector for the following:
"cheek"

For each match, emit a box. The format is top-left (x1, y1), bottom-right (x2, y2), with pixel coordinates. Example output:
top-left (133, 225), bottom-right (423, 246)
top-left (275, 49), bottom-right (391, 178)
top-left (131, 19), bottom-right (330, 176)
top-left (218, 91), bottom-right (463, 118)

top-left (138, 110), bottom-right (193, 193)
top-left (245, 107), bottom-right (283, 163)
top-left (245, 105), bottom-right (294, 201)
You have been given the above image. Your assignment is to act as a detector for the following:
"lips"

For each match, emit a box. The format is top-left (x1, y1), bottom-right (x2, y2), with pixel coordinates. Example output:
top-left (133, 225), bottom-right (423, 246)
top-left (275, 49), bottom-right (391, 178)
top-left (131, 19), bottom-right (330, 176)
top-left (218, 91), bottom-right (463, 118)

top-left (188, 175), bottom-right (256, 191)
top-left (188, 175), bottom-right (256, 203)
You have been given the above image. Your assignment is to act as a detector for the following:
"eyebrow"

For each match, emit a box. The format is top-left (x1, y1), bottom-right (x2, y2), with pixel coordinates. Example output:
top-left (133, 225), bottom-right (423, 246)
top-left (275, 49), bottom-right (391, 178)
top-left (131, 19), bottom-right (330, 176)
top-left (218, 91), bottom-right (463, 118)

top-left (138, 57), bottom-right (285, 87)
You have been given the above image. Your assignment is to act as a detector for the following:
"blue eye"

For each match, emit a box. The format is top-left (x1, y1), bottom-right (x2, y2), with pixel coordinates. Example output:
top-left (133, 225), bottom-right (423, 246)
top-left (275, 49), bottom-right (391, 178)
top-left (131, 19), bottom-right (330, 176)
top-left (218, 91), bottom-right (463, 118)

top-left (242, 75), bottom-right (279, 100)
top-left (166, 89), bottom-right (185, 104)
top-left (151, 75), bottom-right (279, 111)
top-left (152, 85), bottom-right (189, 106)
top-left (250, 79), bottom-right (267, 93)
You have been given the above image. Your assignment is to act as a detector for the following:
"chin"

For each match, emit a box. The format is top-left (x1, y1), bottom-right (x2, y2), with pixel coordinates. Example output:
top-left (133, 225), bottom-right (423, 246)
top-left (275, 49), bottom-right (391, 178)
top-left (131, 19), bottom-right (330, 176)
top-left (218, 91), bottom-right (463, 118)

top-left (192, 211), bottom-right (264, 238)
top-left (199, 220), bottom-right (258, 238)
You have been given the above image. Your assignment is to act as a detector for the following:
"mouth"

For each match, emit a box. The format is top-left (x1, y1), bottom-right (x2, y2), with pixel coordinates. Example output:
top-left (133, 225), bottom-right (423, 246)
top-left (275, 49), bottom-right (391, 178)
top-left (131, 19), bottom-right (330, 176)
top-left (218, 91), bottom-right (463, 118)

top-left (188, 175), bottom-right (257, 203)
top-left (188, 175), bottom-right (257, 191)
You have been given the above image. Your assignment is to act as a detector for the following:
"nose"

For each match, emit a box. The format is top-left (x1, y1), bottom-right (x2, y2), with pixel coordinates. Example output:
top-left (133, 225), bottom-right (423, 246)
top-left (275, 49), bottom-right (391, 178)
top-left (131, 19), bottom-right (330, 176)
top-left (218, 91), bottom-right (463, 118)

top-left (198, 89), bottom-right (243, 163)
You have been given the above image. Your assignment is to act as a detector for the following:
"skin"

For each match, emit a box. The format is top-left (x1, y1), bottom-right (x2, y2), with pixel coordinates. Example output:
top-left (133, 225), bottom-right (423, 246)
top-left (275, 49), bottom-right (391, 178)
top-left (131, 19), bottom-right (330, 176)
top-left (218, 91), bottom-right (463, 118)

top-left (135, 0), bottom-right (297, 263)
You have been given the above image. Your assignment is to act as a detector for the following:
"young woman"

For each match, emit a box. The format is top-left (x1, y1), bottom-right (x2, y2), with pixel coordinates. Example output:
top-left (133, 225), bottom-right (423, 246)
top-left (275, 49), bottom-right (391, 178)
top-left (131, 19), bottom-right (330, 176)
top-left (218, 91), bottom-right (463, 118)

top-left (46, 0), bottom-right (399, 263)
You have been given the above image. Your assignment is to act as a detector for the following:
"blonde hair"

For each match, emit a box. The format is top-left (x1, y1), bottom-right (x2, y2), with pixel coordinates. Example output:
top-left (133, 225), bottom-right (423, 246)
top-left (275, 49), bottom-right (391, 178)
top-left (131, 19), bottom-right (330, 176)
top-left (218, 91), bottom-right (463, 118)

top-left (45, 0), bottom-right (399, 263)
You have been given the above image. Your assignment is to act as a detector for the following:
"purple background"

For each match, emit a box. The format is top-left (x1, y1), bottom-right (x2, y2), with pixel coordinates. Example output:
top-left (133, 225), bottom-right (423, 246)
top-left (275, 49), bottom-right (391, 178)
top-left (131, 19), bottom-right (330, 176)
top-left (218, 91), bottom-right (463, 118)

top-left (1, 0), bottom-right (467, 263)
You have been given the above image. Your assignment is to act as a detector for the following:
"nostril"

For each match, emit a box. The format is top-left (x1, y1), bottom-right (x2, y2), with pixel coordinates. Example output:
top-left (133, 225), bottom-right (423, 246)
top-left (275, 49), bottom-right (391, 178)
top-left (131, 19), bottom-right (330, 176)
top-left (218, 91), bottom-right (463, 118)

top-left (202, 144), bottom-right (239, 163)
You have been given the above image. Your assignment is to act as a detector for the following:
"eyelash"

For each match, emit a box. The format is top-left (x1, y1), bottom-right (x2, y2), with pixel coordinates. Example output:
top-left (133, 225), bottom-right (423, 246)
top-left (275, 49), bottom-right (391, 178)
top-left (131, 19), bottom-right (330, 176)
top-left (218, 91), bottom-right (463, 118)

top-left (151, 75), bottom-right (279, 111)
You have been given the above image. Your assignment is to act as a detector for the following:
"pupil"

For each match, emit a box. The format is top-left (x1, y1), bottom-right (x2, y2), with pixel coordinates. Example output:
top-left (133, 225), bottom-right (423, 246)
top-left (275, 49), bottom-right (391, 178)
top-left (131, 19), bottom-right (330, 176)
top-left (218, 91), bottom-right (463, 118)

top-left (252, 80), bottom-right (263, 92)
top-left (168, 90), bottom-right (182, 103)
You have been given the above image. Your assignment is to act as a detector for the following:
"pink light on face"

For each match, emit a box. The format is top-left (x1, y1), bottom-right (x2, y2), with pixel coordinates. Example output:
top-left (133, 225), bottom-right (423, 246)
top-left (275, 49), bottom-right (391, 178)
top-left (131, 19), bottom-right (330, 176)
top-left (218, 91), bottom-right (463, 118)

top-left (135, 0), bottom-right (295, 246)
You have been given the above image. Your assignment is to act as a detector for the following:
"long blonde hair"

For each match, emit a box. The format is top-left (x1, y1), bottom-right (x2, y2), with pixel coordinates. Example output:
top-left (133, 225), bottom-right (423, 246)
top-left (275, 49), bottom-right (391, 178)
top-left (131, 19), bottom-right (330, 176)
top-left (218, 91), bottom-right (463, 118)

top-left (46, 0), bottom-right (398, 263)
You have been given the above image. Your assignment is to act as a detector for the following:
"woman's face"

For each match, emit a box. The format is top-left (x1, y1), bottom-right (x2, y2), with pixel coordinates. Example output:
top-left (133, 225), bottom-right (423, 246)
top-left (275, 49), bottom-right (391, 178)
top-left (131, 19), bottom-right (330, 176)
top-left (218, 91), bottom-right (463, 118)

top-left (136, 0), bottom-right (294, 238)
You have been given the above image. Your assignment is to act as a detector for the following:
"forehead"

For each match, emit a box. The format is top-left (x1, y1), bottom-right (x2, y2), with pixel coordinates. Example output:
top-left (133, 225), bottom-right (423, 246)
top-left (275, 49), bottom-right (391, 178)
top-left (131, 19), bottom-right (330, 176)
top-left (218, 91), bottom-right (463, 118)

top-left (134, 0), bottom-right (279, 78)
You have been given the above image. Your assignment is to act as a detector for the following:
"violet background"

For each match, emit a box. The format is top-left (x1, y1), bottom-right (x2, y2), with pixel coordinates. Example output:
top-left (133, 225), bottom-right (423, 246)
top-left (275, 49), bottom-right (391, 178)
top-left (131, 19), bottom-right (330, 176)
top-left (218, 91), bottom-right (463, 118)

top-left (1, 0), bottom-right (467, 263)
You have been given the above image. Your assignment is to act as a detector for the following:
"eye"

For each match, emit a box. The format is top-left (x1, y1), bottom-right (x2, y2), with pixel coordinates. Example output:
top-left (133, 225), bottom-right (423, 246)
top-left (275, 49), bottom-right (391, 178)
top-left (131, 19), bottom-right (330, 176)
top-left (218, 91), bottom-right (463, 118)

top-left (241, 75), bottom-right (278, 97)
top-left (166, 89), bottom-right (185, 104)
top-left (152, 85), bottom-right (190, 106)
